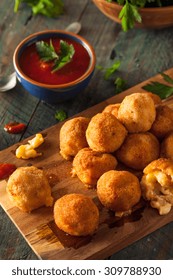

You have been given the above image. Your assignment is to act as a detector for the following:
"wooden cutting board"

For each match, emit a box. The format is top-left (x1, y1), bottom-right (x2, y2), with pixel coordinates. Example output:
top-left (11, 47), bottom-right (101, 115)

top-left (1, 69), bottom-right (173, 260)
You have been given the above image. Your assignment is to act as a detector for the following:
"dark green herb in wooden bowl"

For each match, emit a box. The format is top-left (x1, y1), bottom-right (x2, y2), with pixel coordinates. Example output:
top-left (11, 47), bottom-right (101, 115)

top-left (92, 0), bottom-right (173, 31)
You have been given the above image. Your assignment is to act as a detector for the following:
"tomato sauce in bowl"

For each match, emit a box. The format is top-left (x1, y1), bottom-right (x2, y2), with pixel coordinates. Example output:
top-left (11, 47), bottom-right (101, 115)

top-left (19, 38), bottom-right (90, 85)
top-left (13, 30), bottom-right (96, 103)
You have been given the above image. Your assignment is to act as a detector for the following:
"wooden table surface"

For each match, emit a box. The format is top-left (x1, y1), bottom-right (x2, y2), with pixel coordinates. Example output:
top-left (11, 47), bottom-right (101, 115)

top-left (0, 0), bottom-right (173, 260)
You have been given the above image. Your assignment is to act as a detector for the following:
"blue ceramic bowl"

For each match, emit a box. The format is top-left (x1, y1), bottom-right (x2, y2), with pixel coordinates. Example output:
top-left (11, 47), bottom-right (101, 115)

top-left (13, 30), bottom-right (96, 103)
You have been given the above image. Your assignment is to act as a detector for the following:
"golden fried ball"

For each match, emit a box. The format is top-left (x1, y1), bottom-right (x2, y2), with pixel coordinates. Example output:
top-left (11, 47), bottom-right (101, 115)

top-left (54, 193), bottom-right (99, 236)
top-left (97, 170), bottom-right (141, 216)
top-left (6, 166), bottom-right (53, 213)
top-left (86, 112), bottom-right (127, 153)
top-left (145, 92), bottom-right (162, 106)
top-left (141, 158), bottom-right (173, 215)
top-left (71, 147), bottom-right (118, 186)
top-left (102, 103), bottom-right (121, 118)
top-left (150, 105), bottom-right (173, 139)
top-left (115, 132), bottom-right (160, 170)
top-left (160, 132), bottom-right (173, 160)
top-left (59, 116), bottom-right (90, 160)
top-left (117, 93), bottom-right (156, 132)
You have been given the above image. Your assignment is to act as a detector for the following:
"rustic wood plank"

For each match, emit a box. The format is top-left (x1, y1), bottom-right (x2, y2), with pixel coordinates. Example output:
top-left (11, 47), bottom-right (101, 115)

top-left (1, 69), bottom-right (173, 260)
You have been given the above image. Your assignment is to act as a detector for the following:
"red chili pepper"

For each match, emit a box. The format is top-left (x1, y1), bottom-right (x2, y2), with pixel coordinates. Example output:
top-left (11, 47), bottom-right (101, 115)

top-left (0, 163), bottom-right (16, 180)
top-left (4, 122), bottom-right (26, 134)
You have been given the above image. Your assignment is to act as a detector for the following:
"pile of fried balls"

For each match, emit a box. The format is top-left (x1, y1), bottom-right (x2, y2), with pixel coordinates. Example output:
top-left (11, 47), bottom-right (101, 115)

top-left (6, 92), bottom-right (173, 237)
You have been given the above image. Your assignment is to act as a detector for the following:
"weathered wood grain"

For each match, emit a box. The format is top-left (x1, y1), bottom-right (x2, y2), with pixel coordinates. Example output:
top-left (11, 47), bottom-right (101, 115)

top-left (1, 0), bottom-right (173, 260)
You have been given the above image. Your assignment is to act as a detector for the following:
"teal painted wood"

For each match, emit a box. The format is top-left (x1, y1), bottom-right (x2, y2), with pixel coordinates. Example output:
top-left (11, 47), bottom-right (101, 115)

top-left (1, 0), bottom-right (173, 259)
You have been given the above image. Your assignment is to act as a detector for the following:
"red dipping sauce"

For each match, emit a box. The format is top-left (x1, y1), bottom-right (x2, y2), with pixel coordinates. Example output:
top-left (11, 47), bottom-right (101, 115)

top-left (19, 38), bottom-right (90, 85)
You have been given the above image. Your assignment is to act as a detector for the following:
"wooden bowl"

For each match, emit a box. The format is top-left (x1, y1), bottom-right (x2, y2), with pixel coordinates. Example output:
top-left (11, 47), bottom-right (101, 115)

top-left (92, 0), bottom-right (173, 29)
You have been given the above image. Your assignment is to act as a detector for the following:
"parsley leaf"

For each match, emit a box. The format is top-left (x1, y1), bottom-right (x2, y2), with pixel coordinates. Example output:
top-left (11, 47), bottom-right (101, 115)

top-left (104, 61), bottom-right (121, 80)
top-left (106, 1), bottom-right (166, 31)
top-left (119, 0), bottom-right (142, 31)
top-left (52, 40), bottom-right (75, 72)
top-left (14, 0), bottom-right (64, 17)
top-left (160, 72), bottom-right (173, 85)
top-left (142, 73), bottom-right (173, 99)
top-left (36, 40), bottom-right (58, 62)
top-left (97, 60), bottom-right (126, 94)
top-left (55, 109), bottom-right (67, 121)
top-left (36, 39), bottom-right (75, 73)
top-left (114, 76), bottom-right (126, 93)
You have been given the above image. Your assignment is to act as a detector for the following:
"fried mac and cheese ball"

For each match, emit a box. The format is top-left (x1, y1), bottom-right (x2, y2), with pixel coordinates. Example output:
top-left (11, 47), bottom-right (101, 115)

top-left (145, 92), bottom-right (162, 105)
top-left (97, 170), bottom-right (141, 217)
top-left (6, 166), bottom-right (53, 212)
top-left (102, 103), bottom-right (121, 118)
top-left (86, 112), bottom-right (127, 153)
top-left (141, 158), bottom-right (173, 215)
top-left (71, 147), bottom-right (118, 186)
top-left (117, 93), bottom-right (156, 133)
top-left (59, 116), bottom-right (90, 160)
top-left (150, 105), bottom-right (173, 139)
top-left (54, 193), bottom-right (99, 236)
top-left (115, 132), bottom-right (160, 170)
top-left (160, 132), bottom-right (173, 160)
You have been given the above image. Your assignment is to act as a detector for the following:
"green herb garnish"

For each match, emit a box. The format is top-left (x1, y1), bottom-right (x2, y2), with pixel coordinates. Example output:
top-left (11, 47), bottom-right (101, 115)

top-left (97, 60), bottom-right (126, 93)
top-left (118, 1), bottom-right (142, 32)
top-left (55, 109), bottom-right (67, 121)
top-left (106, 0), bottom-right (164, 31)
top-left (36, 39), bottom-right (75, 73)
top-left (36, 40), bottom-right (58, 61)
top-left (104, 61), bottom-right (121, 80)
top-left (114, 76), bottom-right (126, 93)
top-left (52, 40), bottom-right (75, 73)
top-left (142, 73), bottom-right (173, 99)
top-left (14, 0), bottom-right (64, 17)
top-left (96, 60), bottom-right (121, 79)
